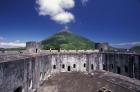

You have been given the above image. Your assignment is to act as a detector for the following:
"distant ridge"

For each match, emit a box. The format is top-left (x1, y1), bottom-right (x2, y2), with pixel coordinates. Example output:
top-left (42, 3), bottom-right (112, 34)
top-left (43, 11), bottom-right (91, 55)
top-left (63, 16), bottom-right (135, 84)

top-left (42, 27), bottom-right (95, 50)
top-left (130, 46), bottom-right (140, 53)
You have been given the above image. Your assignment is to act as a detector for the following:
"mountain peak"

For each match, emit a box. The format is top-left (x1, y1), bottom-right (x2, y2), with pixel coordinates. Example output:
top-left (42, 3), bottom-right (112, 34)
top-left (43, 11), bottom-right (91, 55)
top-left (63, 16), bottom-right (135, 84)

top-left (42, 28), bottom-right (95, 50)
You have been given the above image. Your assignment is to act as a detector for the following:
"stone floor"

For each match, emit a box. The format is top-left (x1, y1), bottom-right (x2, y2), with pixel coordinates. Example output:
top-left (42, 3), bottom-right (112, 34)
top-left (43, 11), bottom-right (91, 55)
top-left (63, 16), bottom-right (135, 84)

top-left (37, 71), bottom-right (140, 92)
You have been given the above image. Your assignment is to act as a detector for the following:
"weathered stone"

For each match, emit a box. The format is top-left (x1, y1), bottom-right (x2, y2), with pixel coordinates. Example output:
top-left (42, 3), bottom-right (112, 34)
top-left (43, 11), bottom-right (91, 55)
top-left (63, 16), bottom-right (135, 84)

top-left (0, 50), bottom-right (140, 92)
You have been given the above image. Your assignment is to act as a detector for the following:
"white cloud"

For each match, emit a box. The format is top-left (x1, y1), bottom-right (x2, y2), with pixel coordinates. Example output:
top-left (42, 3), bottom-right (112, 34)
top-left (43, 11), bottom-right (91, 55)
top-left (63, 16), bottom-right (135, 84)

top-left (0, 40), bottom-right (26, 48)
top-left (52, 12), bottom-right (74, 24)
top-left (60, 0), bottom-right (75, 9)
top-left (110, 42), bottom-right (140, 48)
top-left (36, 0), bottom-right (75, 24)
top-left (14, 40), bottom-right (21, 43)
top-left (111, 42), bottom-right (140, 46)
top-left (0, 37), bottom-right (25, 48)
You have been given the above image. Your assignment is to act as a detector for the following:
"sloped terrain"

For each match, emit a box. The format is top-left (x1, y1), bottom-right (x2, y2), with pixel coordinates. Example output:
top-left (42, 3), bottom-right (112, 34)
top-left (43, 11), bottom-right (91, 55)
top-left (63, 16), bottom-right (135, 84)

top-left (42, 28), bottom-right (95, 50)
top-left (130, 46), bottom-right (140, 53)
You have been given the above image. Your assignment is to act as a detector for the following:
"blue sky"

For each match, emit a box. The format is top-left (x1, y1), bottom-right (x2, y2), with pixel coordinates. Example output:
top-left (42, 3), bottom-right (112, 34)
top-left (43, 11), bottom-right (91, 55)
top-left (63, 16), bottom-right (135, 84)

top-left (0, 0), bottom-right (140, 48)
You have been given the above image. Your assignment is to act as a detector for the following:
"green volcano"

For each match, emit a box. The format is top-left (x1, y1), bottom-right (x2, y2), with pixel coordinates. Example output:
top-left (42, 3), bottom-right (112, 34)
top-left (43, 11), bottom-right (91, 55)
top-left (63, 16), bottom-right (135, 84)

top-left (42, 27), bottom-right (95, 50)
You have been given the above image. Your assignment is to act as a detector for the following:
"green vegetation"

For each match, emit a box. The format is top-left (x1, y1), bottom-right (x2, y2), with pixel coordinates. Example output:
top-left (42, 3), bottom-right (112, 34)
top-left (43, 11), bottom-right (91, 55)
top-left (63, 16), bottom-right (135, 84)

top-left (0, 47), bottom-right (26, 51)
top-left (130, 46), bottom-right (140, 53)
top-left (42, 29), bottom-right (95, 50)
top-left (108, 46), bottom-right (127, 52)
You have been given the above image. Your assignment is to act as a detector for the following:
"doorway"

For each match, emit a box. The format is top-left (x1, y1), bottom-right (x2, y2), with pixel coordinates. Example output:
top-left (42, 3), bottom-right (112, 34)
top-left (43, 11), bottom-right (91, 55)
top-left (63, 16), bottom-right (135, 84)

top-left (117, 67), bottom-right (121, 74)
top-left (91, 64), bottom-right (94, 70)
top-left (14, 87), bottom-right (23, 92)
top-left (67, 66), bottom-right (71, 71)
top-left (36, 48), bottom-right (38, 53)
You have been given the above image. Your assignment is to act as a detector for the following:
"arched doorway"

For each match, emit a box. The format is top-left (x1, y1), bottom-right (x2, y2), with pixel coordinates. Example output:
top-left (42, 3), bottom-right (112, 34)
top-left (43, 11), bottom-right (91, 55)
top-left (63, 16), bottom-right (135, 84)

top-left (36, 48), bottom-right (38, 53)
top-left (67, 66), bottom-right (71, 71)
top-left (117, 67), bottom-right (121, 74)
top-left (14, 87), bottom-right (23, 92)
top-left (91, 64), bottom-right (94, 70)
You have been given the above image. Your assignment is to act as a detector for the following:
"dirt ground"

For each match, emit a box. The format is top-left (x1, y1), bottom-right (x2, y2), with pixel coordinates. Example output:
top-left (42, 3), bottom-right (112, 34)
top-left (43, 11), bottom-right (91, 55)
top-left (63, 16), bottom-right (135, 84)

top-left (37, 71), bottom-right (139, 92)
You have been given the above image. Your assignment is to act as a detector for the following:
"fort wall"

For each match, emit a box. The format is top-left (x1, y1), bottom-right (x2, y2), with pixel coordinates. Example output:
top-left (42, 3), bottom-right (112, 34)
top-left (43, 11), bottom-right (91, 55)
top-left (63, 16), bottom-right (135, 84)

top-left (0, 51), bottom-right (139, 92)
top-left (102, 52), bottom-right (140, 80)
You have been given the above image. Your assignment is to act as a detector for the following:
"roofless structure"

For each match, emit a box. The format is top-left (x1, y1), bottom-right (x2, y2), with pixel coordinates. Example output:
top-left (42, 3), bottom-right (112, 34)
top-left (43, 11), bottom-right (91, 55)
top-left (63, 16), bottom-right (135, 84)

top-left (0, 41), bottom-right (140, 92)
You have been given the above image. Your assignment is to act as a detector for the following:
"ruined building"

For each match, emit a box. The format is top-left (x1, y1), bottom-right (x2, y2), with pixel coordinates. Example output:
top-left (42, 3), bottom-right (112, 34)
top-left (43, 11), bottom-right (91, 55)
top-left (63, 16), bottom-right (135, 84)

top-left (0, 41), bottom-right (140, 92)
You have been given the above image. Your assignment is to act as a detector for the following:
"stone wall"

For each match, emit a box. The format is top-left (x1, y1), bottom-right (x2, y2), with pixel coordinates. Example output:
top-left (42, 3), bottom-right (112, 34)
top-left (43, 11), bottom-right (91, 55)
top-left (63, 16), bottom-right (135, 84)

top-left (95, 43), bottom-right (109, 51)
top-left (102, 52), bottom-right (140, 80)
top-left (0, 52), bottom-right (103, 92)
top-left (50, 53), bottom-right (102, 73)
top-left (0, 55), bottom-right (51, 92)
top-left (0, 52), bottom-right (139, 92)
top-left (0, 58), bottom-right (29, 92)
top-left (26, 41), bottom-right (42, 53)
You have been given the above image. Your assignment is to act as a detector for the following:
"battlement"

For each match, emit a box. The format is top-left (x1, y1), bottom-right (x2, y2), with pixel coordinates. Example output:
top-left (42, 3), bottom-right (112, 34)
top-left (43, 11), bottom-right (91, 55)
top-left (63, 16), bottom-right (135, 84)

top-left (0, 50), bottom-right (140, 63)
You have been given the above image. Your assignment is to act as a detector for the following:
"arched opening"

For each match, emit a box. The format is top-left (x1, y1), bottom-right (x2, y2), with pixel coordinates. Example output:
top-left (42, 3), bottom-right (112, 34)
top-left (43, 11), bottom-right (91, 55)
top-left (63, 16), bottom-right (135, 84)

top-left (73, 64), bottom-right (76, 68)
top-left (84, 63), bottom-right (86, 67)
top-left (117, 67), bottom-right (121, 74)
top-left (62, 64), bottom-right (65, 69)
top-left (14, 86), bottom-right (23, 92)
top-left (35, 48), bottom-right (38, 53)
top-left (67, 66), bottom-right (71, 71)
top-left (53, 65), bottom-right (56, 69)
top-left (91, 64), bottom-right (94, 70)
top-left (103, 64), bottom-right (106, 70)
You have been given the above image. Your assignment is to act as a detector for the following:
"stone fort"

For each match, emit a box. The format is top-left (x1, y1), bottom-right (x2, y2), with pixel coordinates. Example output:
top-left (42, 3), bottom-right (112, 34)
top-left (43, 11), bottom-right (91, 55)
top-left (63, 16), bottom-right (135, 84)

top-left (0, 41), bottom-right (140, 92)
